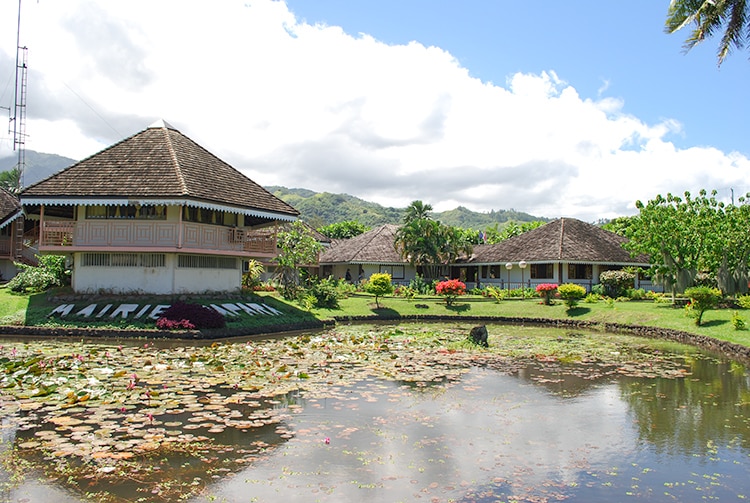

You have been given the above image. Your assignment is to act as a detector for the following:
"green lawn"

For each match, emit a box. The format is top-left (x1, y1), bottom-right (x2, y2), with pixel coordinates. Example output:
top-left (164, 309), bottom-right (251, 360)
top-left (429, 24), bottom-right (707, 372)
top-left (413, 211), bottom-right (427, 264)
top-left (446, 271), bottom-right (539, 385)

top-left (2, 286), bottom-right (750, 348)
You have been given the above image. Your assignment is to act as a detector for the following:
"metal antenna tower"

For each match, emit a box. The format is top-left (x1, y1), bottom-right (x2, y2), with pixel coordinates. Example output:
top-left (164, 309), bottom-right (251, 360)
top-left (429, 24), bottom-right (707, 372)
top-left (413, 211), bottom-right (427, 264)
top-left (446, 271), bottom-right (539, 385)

top-left (9, 0), bottom-right (28, 190)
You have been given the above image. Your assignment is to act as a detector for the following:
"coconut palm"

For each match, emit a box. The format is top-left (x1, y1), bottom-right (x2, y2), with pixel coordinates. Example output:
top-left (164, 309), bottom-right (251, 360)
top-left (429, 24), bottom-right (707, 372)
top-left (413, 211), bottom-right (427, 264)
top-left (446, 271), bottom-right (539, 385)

top-left (666, 0), bottom-right (750, 65)
top-left (402, 200), bottom-right (433, 225)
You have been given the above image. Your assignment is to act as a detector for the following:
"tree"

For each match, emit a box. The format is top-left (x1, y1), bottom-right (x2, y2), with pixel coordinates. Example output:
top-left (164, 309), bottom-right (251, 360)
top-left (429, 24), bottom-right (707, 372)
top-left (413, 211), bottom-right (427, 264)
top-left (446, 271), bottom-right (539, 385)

top-left (666, 0), bottom-right (750, 66)
top-left (439, 225), bottom-right (474, 266)
top-left (685, 286), bottom-right (722, 326)
top-left (365, 272), bottom-right (393, 308)
top-left (0, 167), bottom-right (22, 195)
top-left (402, 200), bottom-right (433, 224)
top-left (395, 217), bottom-right (443, 280)
top-left (317, 220), bottom-right (369, 239)
top-left (625, 189), bottom-right (750, 298)
top-left (625, 192), bottom-right (709, 299)
top-left (274, 221), bottom-right (324, 300)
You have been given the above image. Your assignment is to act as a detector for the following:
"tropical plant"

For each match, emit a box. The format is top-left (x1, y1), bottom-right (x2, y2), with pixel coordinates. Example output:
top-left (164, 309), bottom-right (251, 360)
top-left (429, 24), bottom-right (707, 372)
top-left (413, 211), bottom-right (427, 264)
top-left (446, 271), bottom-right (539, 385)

top-left (666, 0), bottom-right (750, 66)
top-left (242, 259), bottom-right (265, 290)
top-left (402, 200), bottom-right (433, 224)
top-left (394, 217), bottom-right (443, 280)
top-left (274, 221), bottom-right (324, 300)
top-left (557, 283), bottom-right (587, 309)
top-left (684, 286), bottom-right (722, 326)
top-left (435, 279), bottom-right (466, 306)
top-left (364, 273), bottom-right (394, 308)
top-left (7, 255), bottom-right (69, 293)
top-left (535, 283), bottom-right (558, 305)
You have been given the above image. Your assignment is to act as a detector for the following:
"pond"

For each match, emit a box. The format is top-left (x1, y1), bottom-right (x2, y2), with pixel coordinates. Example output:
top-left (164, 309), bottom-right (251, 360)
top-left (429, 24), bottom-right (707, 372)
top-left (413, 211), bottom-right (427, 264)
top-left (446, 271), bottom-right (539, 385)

top-left (0, 323), bottom-right (748, 502)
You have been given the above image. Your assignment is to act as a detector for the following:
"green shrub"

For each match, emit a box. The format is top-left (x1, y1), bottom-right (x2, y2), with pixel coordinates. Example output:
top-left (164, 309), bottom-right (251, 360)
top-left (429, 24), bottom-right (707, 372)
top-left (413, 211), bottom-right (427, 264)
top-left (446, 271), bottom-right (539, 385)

top-left (598, 270), bottom-right (635, 298)
top-left (408, 274), bottom-right (434, 295)
top-left (584, 293), bottom-right (600, 303)
top-left (8, 255), bottom-right (69, 293)
top-left (484, 286), bottom-right (507, 303)
top-left (557, 283), bottom-right (587, 309)
top-left (626, 288), bottom-right (648, 300)
top-left (305, 276), bottom-right (341, 309)
top-left (738, 294), bottom-right (750, 309)
top-left (591, 283), bottom-right (606, 297)
top-left (365, 273), bottom-right (394, 308)
top-left (732, 311), bottom-right (746, 330)
top-left (684, 286), bottom-right (722, 326)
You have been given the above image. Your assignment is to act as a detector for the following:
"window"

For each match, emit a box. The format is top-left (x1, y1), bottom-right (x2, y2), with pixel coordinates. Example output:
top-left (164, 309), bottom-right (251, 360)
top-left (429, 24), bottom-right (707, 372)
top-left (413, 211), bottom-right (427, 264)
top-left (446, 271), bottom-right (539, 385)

top-left (81, 253), bottom-right (165, 267)
top-left (379, 265), bottom-right (405, 279)
top-left (568, 264), bottom-right (592, 280)
top-left (86, 205), bottom-right (166, 220)
top-left (183, 207), bottom-right (239, 227)
top-left (530, 263), bottom-right (554, 279)
top-left (178, 255), bottom-right (237, 269)
top-left (489, 265), bottom-right (501, 278)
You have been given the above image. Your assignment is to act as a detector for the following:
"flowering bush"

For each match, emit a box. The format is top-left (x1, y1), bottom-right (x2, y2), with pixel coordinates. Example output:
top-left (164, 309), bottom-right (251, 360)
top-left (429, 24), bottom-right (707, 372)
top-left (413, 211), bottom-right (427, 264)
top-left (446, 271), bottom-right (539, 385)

top-left (157, 301), bottom-right (226, 330)
top-left (156, 318), bottom-right (196, 330)
top-left (435, 279), bottom-right (466, 306)
top-left (557, 283), bottom-right (587, 309)
top-left (535, 283), bottom-right (558, 305)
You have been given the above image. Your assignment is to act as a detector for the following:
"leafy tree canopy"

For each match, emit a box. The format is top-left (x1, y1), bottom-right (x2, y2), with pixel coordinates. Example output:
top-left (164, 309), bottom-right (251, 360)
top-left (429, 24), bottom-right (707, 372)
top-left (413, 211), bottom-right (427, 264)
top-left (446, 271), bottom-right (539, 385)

top-left (317, 220), bottom-right (370, 239)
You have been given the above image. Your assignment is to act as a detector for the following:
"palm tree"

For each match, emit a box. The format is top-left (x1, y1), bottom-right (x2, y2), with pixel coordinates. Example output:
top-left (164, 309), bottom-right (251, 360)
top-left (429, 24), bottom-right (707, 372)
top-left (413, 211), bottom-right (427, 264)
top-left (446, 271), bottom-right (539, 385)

top-left (666, 0), bottom-right (750, 66)
top-left (403, 200), bottom-right (433, 225)
top-left (394, 218), bottom-right (442, 280)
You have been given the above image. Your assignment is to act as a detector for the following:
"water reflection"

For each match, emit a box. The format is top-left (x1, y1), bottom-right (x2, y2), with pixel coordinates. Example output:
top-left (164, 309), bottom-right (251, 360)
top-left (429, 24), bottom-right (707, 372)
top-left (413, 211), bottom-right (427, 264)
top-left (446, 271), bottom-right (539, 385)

top-left (200, 358), bottom-right (750, 503)
top-left (0, 330), bottom-right (748, 502)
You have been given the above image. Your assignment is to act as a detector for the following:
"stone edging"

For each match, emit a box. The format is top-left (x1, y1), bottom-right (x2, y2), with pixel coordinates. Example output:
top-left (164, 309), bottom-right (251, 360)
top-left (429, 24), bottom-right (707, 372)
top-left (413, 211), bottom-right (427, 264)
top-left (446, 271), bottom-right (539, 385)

top-left (1, 314), bottom-right (748, 362)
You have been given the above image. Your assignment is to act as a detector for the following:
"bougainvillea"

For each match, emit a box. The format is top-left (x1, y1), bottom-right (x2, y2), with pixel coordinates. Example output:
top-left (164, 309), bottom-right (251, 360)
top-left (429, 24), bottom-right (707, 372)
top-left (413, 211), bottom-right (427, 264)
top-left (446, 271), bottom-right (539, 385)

top-left (435, 279), bottom-right (466, 306)
top-left (157, 301), bottom-right (226, 329)
top-left (535, 283), bottom-right (558, 305)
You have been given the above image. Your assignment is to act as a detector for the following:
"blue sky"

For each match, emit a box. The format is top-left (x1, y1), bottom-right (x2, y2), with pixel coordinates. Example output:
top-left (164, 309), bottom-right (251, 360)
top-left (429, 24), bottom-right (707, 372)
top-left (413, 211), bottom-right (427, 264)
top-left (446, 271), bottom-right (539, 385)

top-left (0, 0), bottom-right (748, 221)
top-left (286, 0), bottom-right (750, 155)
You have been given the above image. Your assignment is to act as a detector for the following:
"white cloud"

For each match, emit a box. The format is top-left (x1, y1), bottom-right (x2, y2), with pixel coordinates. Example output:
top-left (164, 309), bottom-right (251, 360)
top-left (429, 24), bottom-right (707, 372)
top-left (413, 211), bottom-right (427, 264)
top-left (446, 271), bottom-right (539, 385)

top-left (0, 0), bottom-right (747, 222)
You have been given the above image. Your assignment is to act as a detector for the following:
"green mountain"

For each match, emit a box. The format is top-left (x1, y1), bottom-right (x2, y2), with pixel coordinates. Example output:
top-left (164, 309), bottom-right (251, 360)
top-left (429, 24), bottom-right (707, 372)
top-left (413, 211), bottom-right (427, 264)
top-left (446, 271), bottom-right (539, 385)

top-left (0, 151), bottom-right (77, 187)
top-left (266, 186), bottom-right (547, 231)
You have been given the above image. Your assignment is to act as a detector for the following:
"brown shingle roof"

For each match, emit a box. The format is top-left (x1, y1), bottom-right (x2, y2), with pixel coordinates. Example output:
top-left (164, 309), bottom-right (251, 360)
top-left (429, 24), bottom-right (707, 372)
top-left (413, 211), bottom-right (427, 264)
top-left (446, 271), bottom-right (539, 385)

top-left (319, 224), bottom-right (405, 264)
top-left (21, 121), bottom-right (299, 218)
top-left (0, 188), bottom-right (21, 227)
top-left (469, 218), bottom-right (649, 265)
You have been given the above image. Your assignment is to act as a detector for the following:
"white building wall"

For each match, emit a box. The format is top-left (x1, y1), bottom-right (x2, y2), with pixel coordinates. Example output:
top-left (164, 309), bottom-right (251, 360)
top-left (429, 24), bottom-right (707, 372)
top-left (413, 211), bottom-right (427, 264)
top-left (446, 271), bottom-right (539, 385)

top-left (72, 253), bottom-right (242, 294)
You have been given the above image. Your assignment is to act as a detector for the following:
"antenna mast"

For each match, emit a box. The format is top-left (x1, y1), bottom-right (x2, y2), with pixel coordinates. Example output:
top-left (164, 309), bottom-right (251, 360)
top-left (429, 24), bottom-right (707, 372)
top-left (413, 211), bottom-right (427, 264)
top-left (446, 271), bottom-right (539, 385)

top-left (9, 0), bottom-right (28, 190)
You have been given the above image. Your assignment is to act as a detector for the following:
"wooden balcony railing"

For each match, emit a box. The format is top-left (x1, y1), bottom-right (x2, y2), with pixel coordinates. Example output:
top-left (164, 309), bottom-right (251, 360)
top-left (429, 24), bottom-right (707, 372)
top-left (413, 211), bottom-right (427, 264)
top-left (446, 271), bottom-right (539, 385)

top-left (39, 221), bottom-right (278, 256)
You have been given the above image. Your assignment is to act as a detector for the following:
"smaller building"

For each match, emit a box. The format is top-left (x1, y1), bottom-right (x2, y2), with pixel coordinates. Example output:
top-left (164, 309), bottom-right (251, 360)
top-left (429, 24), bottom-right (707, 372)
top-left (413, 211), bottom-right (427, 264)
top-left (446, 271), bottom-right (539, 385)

top-left (459, 218), bottom-right (655, 291)
top-left (318, 224), bottom-right (417, 283)
top-left (0, 188), bottom-right (24, 281)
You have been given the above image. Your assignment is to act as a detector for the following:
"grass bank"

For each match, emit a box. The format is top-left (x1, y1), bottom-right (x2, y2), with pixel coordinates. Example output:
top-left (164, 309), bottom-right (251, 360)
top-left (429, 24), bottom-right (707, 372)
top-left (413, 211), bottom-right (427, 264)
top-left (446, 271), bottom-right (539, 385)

top-left (2, 286), bottom-right (750, 350)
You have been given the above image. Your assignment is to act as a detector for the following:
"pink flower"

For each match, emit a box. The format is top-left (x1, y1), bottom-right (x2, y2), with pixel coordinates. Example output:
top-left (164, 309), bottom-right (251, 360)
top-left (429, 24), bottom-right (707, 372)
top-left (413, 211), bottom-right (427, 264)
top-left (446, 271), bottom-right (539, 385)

top-left (324, 437), bottom-right (330, 445)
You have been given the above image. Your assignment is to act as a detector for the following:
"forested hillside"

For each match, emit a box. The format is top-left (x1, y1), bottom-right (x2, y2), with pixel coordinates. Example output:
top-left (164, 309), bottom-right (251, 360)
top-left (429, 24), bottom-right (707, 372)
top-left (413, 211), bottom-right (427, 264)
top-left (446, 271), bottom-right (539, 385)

top-left (0, 151), bottom-right (76, 186)
top-left (267, 186), bottom-right (546, 230)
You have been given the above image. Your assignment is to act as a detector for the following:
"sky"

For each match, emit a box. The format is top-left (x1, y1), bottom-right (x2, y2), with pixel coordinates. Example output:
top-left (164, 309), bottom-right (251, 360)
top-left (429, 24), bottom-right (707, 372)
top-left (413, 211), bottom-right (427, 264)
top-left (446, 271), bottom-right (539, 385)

top-left (0, 0), bottom-right (749, 222)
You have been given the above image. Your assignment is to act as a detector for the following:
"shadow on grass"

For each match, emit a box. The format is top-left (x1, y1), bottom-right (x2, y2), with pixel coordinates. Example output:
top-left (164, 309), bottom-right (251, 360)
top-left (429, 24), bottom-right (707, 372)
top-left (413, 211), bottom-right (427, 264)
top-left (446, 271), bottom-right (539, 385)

top-left (371, 307), bottom-right (400, 318)
top-left (699, 319), bottom-right (729, 328)
top-left (564, 306), bottom-right (591, 317)
top-left (445, 303), bottom-right (471, 313)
